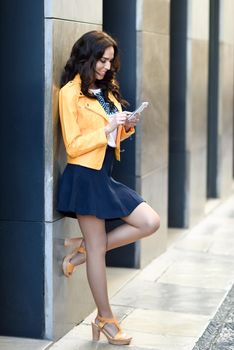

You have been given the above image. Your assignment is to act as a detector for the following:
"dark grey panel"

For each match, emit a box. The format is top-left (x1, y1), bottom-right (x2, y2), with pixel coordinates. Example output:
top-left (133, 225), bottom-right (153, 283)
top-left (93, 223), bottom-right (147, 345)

top-left (207, 0), bottom-right (220, 198)
top-left (168, 0), bottom-right (188, 227)
top-left (0, 0), bottom-right (44, 222)
top-left (0, 0), bottom-right (45, 339)
top-left (0, 221), bottom-right (45, 338)
top-left (168, 152), bottom-right (187, 227)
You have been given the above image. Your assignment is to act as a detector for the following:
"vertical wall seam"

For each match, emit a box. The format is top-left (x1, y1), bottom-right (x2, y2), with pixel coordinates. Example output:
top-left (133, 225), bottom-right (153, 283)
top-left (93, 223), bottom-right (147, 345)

top-left (44, 8), bottom-right (54, 338)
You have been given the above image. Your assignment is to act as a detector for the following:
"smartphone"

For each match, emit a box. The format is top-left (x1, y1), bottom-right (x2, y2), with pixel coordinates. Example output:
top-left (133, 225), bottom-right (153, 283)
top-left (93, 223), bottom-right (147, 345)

top-left (127, 101), bottom-right (149, 121)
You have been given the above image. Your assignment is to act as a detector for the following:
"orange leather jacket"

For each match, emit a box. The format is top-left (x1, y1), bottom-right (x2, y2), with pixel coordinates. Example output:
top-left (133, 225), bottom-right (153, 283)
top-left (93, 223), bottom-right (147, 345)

top-left (59, 74), bottom-right (135, 170)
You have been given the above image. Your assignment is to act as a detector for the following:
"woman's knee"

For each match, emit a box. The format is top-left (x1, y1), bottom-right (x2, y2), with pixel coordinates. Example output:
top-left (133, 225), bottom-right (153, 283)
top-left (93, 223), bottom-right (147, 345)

top-left (85, 237), bottom-right (107, 255)
top-left (78, 216), bottom-right (107, 254)
top-left (142, 212), bottom-right (160, 237)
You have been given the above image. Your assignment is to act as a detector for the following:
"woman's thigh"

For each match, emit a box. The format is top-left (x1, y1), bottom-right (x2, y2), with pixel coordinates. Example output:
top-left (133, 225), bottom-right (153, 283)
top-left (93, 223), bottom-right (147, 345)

top-left (121, 202), bottom-right (160, 235)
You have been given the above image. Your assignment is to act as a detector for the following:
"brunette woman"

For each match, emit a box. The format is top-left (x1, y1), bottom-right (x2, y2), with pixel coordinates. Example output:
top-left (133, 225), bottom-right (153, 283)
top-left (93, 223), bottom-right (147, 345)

top-left (57, 30), bottom-right (160, 345)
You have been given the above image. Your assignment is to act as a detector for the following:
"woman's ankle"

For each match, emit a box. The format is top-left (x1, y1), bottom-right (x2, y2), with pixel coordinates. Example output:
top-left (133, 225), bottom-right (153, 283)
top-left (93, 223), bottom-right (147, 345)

top-left (97, 310), bottom-right (114, 319)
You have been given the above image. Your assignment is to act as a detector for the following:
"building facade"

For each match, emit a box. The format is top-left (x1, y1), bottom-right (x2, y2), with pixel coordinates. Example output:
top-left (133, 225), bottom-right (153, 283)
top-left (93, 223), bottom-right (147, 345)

top-left (0, 0), bottom-right (233, 341)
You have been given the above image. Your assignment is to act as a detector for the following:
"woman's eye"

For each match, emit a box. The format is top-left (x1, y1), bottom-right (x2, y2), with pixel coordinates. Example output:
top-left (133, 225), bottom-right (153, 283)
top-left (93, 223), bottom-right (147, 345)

top-left (100, 59), bottom-right (106, 63)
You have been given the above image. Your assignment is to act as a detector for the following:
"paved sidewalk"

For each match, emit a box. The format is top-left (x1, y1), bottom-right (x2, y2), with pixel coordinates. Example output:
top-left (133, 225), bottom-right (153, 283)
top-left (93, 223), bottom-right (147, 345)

top-left (1, 195), bottom-right (233, 350)
top-left (48, 195), bottom-right (234, 350)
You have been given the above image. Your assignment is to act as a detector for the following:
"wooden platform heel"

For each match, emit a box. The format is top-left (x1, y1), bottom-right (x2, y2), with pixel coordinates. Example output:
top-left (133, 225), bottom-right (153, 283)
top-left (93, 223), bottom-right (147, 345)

top-left (91, 315), bottom-right (132, 345)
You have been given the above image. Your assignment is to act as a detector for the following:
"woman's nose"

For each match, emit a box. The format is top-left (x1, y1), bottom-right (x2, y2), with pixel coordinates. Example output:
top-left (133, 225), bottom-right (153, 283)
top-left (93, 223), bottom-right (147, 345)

top-left (105, 61), bottom-right (111, 70)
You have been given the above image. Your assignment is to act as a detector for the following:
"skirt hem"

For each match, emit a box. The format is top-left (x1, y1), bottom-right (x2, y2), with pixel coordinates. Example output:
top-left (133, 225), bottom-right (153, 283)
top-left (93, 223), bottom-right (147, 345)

top-left (58, 200), bottom-right (145, 220)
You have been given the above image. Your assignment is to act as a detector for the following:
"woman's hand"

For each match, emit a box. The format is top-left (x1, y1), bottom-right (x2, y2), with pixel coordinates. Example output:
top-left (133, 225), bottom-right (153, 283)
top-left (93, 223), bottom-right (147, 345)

top-left (124, 112), bottom-right (140, 131)
top-left (104, 112), bottom-right (128, 135)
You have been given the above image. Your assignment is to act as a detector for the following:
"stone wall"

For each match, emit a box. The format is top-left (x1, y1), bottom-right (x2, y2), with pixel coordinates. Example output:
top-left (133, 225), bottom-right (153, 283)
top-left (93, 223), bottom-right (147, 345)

top-left (44, 0), bottom-right (102, 339)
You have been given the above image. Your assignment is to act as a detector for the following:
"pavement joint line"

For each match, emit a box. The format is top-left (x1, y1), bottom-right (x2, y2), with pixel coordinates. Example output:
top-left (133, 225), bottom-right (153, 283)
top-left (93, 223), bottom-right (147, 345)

top-left (153, 267), bottom-right (172, 283)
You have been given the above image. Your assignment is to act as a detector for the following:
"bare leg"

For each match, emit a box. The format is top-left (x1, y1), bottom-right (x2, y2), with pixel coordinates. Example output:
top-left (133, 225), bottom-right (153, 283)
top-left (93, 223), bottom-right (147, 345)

top-left (77, 215), bottom-right (112, 318)
top-left (77, 215), bottom-right (122, 337)
top-left (70, 202), bottom-right (160, 265)
top-left (108, 202), bottom-right (160, 249)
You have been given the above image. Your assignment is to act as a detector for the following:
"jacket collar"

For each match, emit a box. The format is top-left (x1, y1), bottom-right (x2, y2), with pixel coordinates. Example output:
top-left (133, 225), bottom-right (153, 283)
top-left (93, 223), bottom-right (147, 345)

top-left (73, 74), bottom-right (122, 120)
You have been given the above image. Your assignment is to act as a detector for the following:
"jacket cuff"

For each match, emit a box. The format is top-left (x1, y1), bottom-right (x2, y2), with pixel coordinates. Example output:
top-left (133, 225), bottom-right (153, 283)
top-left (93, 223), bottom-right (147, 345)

top-left (121, 126), bottom-right (135, 141)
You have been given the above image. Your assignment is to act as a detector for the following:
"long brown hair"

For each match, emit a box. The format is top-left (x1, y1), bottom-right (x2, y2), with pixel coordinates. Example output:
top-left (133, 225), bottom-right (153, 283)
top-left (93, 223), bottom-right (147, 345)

top-left (60, 31), bottom-right (127, 106)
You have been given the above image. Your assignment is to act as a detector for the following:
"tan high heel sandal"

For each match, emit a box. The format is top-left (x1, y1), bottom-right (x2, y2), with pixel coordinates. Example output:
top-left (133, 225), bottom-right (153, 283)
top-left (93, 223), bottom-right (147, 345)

top-left (62, 237), bottom-right (86, 278)
top-left (91, 315), bottom-right (132, 345)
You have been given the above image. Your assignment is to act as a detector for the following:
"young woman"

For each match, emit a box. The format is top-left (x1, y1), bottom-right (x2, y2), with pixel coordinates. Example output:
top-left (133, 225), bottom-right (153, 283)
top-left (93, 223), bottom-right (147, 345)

top-left (57, 30), bottom-right (160, 346)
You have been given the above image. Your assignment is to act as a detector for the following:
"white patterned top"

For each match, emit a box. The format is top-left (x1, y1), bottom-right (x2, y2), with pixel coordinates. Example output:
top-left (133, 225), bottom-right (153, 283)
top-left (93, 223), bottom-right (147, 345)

top-left (90, 88), bottom-right (118, 147)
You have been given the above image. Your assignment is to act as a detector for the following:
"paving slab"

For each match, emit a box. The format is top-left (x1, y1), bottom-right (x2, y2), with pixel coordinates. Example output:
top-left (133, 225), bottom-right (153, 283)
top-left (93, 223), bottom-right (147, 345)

top-left (158, 259), bottom-right (234, 289)
top-left (0, 337), bottom-right (51, 350)
top-left (111, 280), bottom-right (226, 316)
top-left (174, 235), bottom-right (214, 253)
top-left (124, 331), bottom-right (197, 350)
top-left (209, 239), bottom-right (234, 256)
top-left (121, 309), bottom-right (210, 338)
top-left (136, 251), bottom-right (174, 282)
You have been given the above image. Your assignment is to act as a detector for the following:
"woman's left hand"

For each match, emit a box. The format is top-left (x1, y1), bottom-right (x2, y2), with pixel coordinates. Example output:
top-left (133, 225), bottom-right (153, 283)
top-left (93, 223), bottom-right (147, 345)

top-left (124, 112), bottom-right (140, 131)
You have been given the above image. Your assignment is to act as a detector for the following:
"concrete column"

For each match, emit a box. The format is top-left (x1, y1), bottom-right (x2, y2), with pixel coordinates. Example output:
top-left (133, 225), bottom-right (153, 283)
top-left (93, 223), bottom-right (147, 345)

top-left (136, 0), bottom-right (170, 266)
top-left (44, 0), bottom-right (102, 340)
top-left (217, 0), bottom-right (234, 197)
top-left (185, 0), bottom-right (210, 225)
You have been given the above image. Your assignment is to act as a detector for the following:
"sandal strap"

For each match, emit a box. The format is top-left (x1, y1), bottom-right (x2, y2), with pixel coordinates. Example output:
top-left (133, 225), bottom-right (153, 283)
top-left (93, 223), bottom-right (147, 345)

top-left (77, 246), bottom-right (86, 254)
top-left (97, 315), bottom-right (121, 331)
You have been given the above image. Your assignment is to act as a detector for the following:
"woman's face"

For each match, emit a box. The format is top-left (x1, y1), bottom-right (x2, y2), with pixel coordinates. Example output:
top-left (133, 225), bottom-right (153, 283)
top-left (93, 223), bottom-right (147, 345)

top-left (95, 46), bottom-right (114, 80)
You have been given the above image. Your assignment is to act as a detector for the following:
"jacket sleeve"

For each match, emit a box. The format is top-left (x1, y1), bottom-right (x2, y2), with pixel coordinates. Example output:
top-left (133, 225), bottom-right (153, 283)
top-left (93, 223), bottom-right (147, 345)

top-left (59, 88), bottom-right (108, 158)
top-left (120, 126), bottom-right (135, 142)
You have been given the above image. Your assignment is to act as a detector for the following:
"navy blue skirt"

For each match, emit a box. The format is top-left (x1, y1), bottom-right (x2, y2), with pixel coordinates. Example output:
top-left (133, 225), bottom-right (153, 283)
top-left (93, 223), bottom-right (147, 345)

top-left (57, 146), bottom-right (144, 219)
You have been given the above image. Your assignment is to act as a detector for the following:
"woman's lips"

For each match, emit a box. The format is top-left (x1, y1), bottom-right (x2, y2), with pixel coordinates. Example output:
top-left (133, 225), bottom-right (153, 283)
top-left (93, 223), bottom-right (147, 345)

top-left (96, 71), bottom-right (107, 79)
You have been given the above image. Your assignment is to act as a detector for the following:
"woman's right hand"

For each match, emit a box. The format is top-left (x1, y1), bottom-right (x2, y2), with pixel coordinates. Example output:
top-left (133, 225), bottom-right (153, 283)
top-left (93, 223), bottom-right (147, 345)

top-left (104, 112), bottom-right (128, 135)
